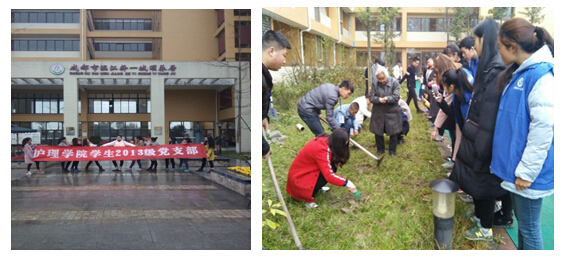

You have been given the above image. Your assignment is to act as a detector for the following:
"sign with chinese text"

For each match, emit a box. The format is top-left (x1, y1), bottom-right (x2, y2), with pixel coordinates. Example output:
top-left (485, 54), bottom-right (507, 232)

top-left (32, 144), bottom-right (206, 161)
top-left (14, 133), bottom-right (41, 145)
top-left (62, 64), bottom-right (177, 76)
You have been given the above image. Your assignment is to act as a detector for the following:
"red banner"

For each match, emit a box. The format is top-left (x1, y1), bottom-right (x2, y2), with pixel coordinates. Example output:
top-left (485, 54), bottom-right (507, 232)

top-left (32, 144), bottom-right (207, 162)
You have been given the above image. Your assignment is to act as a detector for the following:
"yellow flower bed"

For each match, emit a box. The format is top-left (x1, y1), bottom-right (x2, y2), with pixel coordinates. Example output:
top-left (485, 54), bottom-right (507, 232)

top-left (228, 166), bottom-right (251, 177)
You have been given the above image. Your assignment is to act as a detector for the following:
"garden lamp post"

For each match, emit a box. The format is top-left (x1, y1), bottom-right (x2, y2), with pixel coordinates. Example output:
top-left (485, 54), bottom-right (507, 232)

top-left (429, 178), bottom-right (459, 250)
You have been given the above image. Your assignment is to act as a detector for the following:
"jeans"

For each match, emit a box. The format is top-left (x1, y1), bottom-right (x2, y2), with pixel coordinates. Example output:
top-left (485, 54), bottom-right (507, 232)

top-left (340, 117), bottom-right (356, 134)
top-left (298, 109), bottom-right (324, 136)
top-left (178, 159), bottom-right (189, 169)
top-left (511, 192), bottom-right (544, 250)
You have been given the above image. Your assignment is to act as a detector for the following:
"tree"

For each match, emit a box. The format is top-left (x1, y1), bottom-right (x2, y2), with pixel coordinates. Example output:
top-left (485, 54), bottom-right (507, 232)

top-left (448, 7), bottom-right (477, 42)
top-left (488, 7), bottom-right (514, 24)
top-left (519, 7), bottom-right (545, 25)
top-left (373, 7), bottom-right (401, 70)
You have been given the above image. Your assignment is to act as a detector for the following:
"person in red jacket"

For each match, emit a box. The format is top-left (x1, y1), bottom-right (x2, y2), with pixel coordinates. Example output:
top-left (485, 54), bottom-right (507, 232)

top-left (286, 128), bottom-right (357, 208)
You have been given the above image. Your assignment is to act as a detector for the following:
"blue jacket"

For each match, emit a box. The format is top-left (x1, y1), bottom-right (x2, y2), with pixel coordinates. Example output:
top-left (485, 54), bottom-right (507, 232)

top-left (333, 104), bottom-right (360, 131)
top-left (491, 45), bottom-right (554, 195)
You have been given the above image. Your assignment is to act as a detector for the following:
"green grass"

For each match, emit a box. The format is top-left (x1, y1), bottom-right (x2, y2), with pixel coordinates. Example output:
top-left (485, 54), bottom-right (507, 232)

top-left (262, 87), bottom-right (497, 250)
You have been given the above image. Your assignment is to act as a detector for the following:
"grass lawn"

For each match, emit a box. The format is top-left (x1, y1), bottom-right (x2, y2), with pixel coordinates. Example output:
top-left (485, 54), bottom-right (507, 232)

top-left (262, 87), bottom-right (503, 250)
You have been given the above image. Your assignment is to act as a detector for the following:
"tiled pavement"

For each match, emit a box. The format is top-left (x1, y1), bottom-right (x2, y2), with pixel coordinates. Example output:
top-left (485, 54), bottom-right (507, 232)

top-left (11, 160), bottom-right (251, 250)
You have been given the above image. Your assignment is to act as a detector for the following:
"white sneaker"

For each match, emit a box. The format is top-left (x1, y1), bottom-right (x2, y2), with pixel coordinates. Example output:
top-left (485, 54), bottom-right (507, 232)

top-left (305, 202), bottom-right (318, 208)
top-left (321, 186), bottom-right (330, 193)
top-left (460, 193), bottom-right (474, 203)
top-left (494, 201), bottom-right (502, 213)
top-left (434, 135), bottom-right (444, 142)
top-left (25, 171), bottom-right (31, 176)
top-left (442, 160), bottom-right (454, 169)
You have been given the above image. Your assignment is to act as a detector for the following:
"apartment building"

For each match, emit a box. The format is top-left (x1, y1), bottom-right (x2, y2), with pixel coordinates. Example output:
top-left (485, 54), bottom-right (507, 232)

top-left (262, 7), bottom-right (553, 80)
top-left (11, 9), bottom-right (251, 152)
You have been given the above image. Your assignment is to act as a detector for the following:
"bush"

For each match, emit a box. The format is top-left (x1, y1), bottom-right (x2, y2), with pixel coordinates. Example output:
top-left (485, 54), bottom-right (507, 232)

top-left (89, 135), bottom-right (101, 146)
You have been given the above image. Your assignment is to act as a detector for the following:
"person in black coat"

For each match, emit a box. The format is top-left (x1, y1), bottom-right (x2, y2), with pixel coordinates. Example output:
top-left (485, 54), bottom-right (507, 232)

top-left (448, 18), bottom-right (507, 241)
top-left (262, 30), bottom-right (291, 162)
top-left (399, 57), bottom-right (423, 113)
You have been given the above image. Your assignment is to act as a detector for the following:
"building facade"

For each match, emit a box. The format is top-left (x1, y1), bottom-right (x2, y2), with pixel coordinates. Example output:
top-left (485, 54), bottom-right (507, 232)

top-left (262, 7), bottom-right (553, 80)
top-left (11, 9), bottom-right (251, 152)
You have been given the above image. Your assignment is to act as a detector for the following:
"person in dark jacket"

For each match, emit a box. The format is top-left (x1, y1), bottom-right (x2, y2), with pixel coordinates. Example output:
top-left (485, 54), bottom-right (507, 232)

top-left (368, 66), bottom-right (402, 156)
top-left (262, 30), bottom-right (291, 162)
top-left (399, 57), bottom-right (424, 113)
top-left (448, 18), bottom-right (507, 242)
top-left (83, 138), bottom-right (104, 172)
top-left (297, 80), bottom-right (354, 136)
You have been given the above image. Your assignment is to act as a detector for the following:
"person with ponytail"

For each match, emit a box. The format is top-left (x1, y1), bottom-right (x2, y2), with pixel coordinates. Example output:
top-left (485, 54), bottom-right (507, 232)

top-left (448, 18), bottom-right (508, 242)
top-left (490, 18), bottom-right (554, 250)
top-left (286, 128), bottom-right (357, 208)
top-left (22, 137), bottom-right (40, 176)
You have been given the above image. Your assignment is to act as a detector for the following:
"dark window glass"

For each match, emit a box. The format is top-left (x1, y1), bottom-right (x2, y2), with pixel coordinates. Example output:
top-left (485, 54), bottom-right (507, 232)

top-left (73, 40), bottom-right (80, 51)
top-left (116, 19), bottom-right (123, 30)
top-left (116, 43), bottom-right (123, 51)
top-left (55, 13), bottom-right (63, 23)
top-left (20, 40), bottom-right (28, 51)
top-left (29, 13), bottom-right (38, 23)
top-left (64, 40), bottom-right (72, 51)
top-left (130, 20), bottom-right (138, 30)
top-left (102, 43), bottom-right (109, 51)
top-left (131, 43), bottom-right (137, 51)
top-left (109, 19), bottom-right (116, 30)
top-left (46, 40), bottom-right (55, 51)
top-left (123, 20), bottom-right (130, 30)
top-left (138, 43), bottom-right (145, 51)
top-left (145, 43), bottom-right (152, 51)
top-left (55, 40), bottom-right (63, 51)
top-left (124, 43), bottom-right (131, 51)
top-left (13, 40), bottom-right (19, 51)
top-left (109, 43), bottom-right (116, 51)
top-left (29, 40), bottom-right (37, 51)
top-left (47, 13), bottom-right (55, 23)
top-left (73, 13), bottom-right (79, 23)
top-left (95, 20), bottom-right (101, 29)
top-left (64, 13), bottom-right (72, 23)
top-left (37, 13), bottom-right (46, 23)
top-left (102, 20), bottom-right (109, 30)
top-left (37, 40), bottom-right (46, 51)
top-left (12, 13), bottom-right (17, 23)
top-left (19, 12), bottom-right (28, 23)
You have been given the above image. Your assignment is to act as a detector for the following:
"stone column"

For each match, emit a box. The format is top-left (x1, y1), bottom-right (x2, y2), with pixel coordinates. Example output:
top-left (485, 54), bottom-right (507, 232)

top-left (63, 78), bottom-right (79, 138)
top-left (150, 78), bottom-right (166, 145)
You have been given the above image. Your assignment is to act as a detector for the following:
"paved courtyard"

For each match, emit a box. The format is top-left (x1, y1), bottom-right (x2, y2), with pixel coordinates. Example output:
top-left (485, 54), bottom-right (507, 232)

top-left (11, 160), bottom-right (251, 250)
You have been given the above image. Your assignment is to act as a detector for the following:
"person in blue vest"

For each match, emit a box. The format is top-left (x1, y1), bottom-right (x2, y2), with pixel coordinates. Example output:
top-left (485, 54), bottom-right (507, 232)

top-left (491, 18), bottom-right (554, 250)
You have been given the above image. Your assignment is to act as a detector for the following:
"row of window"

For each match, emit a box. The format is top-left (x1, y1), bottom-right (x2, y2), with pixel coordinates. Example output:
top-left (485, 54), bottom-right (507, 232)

top-left (93, 19), bottom-right (152, 31)
top-left (407, 18), bottom-right (452, 32)
top-left (12, 40), bottom-right (80, 52)
top-left (12, 12), bottom-right (80, 24)
top-left (94, 43), bottom-right (152, 52)
top-left (87, 99), bottom-right (150, 114)
top-left (11, 94), bottom-right (150, 114)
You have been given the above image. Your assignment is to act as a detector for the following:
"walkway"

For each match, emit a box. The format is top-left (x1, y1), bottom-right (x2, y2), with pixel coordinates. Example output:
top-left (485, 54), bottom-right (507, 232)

top-left (11, 160), bottom-right (251, 250)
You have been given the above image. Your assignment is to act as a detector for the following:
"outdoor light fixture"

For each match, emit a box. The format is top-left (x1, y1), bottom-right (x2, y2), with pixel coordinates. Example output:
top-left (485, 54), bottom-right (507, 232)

top-left (429, 178), bottom-right (459, 250)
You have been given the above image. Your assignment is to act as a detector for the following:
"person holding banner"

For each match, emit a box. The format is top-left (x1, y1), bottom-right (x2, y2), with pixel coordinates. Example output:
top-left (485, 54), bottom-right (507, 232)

top-left (176, 138), bottom-right (191, 172)
top-left (146, 137), bottom-right (159, 172)
top-left (126, 136), bottom-right (145, 171)
top-left (58, 137), bottom-right (72, 172)
top-left (196, 135), bottom-right (216, 172)
top-left (69, 138), bottom-right (82, 173)
top-left (83, 138), bottom-right (105, 172)
top-left (102, 135), bottom-right (135, 171)
top-left (23, 137), bottom-right (41, 176)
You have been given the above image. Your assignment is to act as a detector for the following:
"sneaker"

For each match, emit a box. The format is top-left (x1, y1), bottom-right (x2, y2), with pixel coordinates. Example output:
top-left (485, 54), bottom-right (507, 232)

top-left (321, 186), bottom-right (330, 193)
top-left (447, 144), bottom-right (452, 150)
top-left (196, 169), bottom-right (204, 172)
top-left (434, 135), bottom-right (444, 142)
top-left (441, 160), bottom-right (454, 169)
top-left (398, 138), bottom-right (405, 145)
top-left (465, 226), bottom-right (492, 241)
top-left (466, 211), bottom-right (477, 224)
top-left (493, 211), bottom-right (514, 228)
top-left (417, 110), bottom-right (425, 114)
top-left (163, 167), bottom-right (168, 171)
top-left (184, 169), bottom-right (190, 172)
top-left (99, 167), bottom-right (105, 172)
top-left (494, 201), bottom-right (502, 213)
top-left (460, 193), bottom-right (474, 203)
top-left (305, 202), bottom-right (318, 208)
top-left (26, 171), bottom-right (31, 176)
top-left (125, 167), bottom-right (132, 171)
top-left (36, 169), bottom-right (44, 174)
top-left (112, 168), bottom-right (120, 171)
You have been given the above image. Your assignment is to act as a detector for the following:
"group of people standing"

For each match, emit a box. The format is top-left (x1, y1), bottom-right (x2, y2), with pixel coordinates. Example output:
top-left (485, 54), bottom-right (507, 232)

top-left (262, 16), bottom-right (553, 249)
top-left (22, 133), bottom-right (218, 175)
